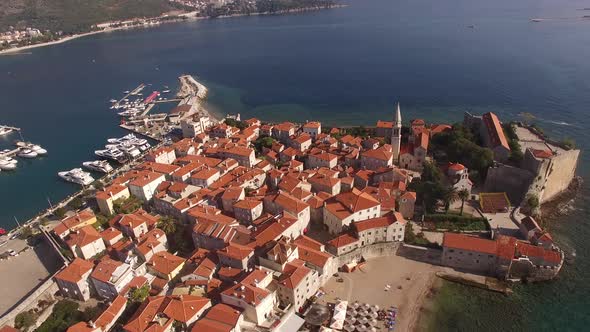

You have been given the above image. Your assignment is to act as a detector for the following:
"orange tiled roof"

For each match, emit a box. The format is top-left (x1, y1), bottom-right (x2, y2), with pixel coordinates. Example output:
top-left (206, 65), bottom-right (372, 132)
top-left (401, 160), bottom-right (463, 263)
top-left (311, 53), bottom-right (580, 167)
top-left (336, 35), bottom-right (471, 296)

top-left (55, 258), bottom-right (94, 283)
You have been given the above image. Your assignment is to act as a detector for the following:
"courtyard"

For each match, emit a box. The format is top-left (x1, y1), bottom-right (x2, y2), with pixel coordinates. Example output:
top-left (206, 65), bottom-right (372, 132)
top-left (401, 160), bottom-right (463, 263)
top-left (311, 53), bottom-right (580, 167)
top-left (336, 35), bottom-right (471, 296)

top-left (317, 251), bottom-right (442, 332)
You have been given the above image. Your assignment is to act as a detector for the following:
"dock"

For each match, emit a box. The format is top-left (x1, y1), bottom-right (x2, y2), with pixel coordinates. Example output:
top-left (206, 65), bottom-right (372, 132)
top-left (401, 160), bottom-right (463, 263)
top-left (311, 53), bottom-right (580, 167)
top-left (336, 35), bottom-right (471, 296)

top-left (0, 125), bottom-right (21, 132)
top-left (113, 83), bottom-right (145, 108)
top-left (0, 148), bottom-right (20, 158)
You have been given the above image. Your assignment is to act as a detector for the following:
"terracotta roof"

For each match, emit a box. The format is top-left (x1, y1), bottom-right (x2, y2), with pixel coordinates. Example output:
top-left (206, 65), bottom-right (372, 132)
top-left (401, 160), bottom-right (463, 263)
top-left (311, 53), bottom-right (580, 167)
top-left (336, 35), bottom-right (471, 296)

top-left (328, 233), bottom-right (359, 248)
top-left (303, 121), bottom-right (321, 129)
top-left (218, 243), bottom-right (254, 261)
top-left (443, 233), bottom-right (500, 256)
top-left (515, 242), bottom-right (561, 265)
top-left (482, 112), bottom-right (509, 149)
top-left (362, 147), bottom-right (393, 161)
top-left (278, 259), bottom-right (311, 289)
top-left (479, 192), bottom-right (511, 213)
top-left (294, 235), bottom-right (324, 251)
top-left (296, 244), bottom-right (331, 268)
top-left (96, 183), bottom-right (128, 200)
top-left (124, 295), bottom-right (210, 332)
top-left (448, 163), bottom-right (466, 172)
top-left (66, 225), bottom-right (102, 248)
top-left (148, 252), bottom-right (185, 275)
top-left (324, 189), bottom-right (380, 219)
top-left (53, 209), bottom-right (96, 236)
top-left (135, 161), bottom-right (180, 175)
top-left (55, 258), bottom-right (94, 283)
top-left (91, 258), bottom-right (124, 283)
top-left (129, 172), bottom-right (165, 188)
top-left (233, 199), bottom-right (262, 210)
top-left (376, 120), bottom-right (393, 129)
top-left (531, 148), bottom-right (553, 159)
top-left (100, 227), bottom-right (122, 244)
top-left (265, 192), bottom-right (309, 214)
top-left (354, 212), bottom-right (405, 233)
top-left (401, 191), bottom-right (417, 200)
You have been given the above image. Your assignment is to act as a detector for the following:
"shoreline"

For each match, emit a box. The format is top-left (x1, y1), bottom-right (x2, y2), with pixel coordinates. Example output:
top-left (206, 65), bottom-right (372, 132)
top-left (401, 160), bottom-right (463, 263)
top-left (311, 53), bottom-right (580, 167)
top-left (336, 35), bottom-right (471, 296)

top-left (0, 5), bottom-right (346, 56)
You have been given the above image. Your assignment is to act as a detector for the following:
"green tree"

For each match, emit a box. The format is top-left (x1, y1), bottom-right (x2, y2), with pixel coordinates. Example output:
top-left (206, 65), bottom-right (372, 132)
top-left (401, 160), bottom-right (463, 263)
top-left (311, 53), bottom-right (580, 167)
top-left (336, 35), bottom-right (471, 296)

top-left (129, 285), bottom-right (150, 303)
top-left (442, 187), bottom-right (459, 213)
top-left (458, 189), bottom-right (470, 215)
top-left (157, 216), bottom-right (177, 235)
top-left (421, 162), bottom-right (443, 183)
top-left (36, 300), bottom-right (83, 332)
top-left (527, 194), bottom-right (540, 209)
top-left (68, 197), bottom-right (84, 210)
top-left (54, 207), bottom-right (67, 219)
top-left (15, 310), bottom-right (38, 331)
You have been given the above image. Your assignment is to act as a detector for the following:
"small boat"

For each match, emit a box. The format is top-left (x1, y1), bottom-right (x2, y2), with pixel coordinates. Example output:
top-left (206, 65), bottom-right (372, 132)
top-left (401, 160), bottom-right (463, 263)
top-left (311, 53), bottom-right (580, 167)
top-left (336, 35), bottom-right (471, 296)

top-left (162, 89), bottom-right (171, 93)
top-left (0, 126), bottom-right (14, 136)
top-left (123, 90), bottom-right (130, 94)
top-left (83, 160), bottom-right (113, 173)
top-left (109, 99), bottom-right (117, 103)
top-left (0, 158), bottom-right (17, 170)
top-left (58, 168), bottom-right (94, 186)
top-left (118, 110), bottom-right (141, 117)
top-left (30, 144), bottom-right (47, 155)
top-left (17, 148), bottom-right (37, 158)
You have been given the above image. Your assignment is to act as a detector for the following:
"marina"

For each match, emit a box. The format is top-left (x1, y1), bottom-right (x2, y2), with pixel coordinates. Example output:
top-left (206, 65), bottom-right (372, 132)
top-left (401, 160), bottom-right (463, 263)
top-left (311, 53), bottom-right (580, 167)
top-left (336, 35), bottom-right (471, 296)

top-left (0, 140), bottom-right (48, 171)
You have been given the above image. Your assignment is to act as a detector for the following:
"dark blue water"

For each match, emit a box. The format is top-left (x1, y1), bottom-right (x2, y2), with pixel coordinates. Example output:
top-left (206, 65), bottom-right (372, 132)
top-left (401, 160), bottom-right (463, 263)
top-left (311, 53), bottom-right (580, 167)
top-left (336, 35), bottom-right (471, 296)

top-left (1, 1), bottom-right (589, 329)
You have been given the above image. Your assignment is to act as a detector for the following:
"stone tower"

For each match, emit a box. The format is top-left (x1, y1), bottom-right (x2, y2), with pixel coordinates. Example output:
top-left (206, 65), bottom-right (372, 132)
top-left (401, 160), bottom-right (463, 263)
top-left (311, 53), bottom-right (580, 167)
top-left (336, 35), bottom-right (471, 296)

top-left (392, 102), bottom-right (402, 162)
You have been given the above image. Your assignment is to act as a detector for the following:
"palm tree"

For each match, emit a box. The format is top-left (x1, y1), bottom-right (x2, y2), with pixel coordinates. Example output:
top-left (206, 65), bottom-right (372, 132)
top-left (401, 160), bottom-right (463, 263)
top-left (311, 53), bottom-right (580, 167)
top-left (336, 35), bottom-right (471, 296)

top-left (443, 187), bottom-right (459, 213)
top-left (458, 189), bottom-right (470, 215)
top-left (157, 216), bottom-right (177, 235)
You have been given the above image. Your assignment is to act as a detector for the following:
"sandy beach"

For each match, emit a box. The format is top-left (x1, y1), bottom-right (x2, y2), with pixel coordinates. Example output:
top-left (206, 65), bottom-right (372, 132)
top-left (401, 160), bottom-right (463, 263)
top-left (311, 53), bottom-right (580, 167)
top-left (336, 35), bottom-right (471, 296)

top-left (318, 250), bottom-right (445, 332)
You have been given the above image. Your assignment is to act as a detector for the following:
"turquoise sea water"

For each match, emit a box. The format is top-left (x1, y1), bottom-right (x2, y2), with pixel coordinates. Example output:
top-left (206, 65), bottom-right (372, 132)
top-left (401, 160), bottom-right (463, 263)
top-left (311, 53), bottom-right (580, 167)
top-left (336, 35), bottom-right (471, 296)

top-left (1, 0), bottom-right (589, 330)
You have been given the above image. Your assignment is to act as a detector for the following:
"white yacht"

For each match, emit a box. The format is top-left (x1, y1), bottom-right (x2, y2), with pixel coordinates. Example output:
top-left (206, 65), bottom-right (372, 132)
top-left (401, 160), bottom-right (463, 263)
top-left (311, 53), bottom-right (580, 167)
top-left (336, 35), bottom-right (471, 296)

top-left (30, 144), bottom-right (47, 155)
top-left (118, 109), bottom-right (141, 117)
top-left (118, 143), bottom-right (141, 158)
top-left (109, 99), bottom-right (117, 103)
top-left (107, 134), bottom-right (137, 144)
top-left (17, 148), bottom-right (37, 158)
top-left (0, 158), bottom-right (17, 170)
top-left (58, 168), bottom-right (94, 185)
top-left (95, 148), bottom-right (126, 162)
top-left (0, 126), bottom-right (14, 136)
top-left (82, 160), bottom-right (113, 173)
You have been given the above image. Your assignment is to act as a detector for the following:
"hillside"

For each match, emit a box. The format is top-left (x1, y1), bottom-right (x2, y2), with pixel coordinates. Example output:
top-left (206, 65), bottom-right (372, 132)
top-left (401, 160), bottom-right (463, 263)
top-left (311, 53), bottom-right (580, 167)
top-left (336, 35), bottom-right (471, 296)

top-left (0, 0), bottom-right (179, 33)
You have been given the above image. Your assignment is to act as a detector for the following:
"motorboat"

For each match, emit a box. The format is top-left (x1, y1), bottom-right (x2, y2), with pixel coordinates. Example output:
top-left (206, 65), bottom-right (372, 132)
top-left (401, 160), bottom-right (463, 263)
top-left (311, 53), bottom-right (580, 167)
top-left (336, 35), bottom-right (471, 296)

top-left (95, 148), bottom-right (126, 162)
top-left (118, 143), bottom-right (141, 158)
top-left (118, 109), bottom-right (141, 117)
top-left (162, 89), bottom-right (171, 93)
top-left (82, 160), bottom-right (113, 173)
top-left (0, 158), bottom-right (17, 170)
top-left (110, 99), bottom-right (117, 103)
top-left (30, 144), bottom-right (47, 155)
top-left (107, 134), bottom-right (136, 144)
top-left (0, 126), bottom-right (14, 136)
top-left (17, 148), bottom-right (37, 158)
top-left (58, 168), bottom-right (94, 185)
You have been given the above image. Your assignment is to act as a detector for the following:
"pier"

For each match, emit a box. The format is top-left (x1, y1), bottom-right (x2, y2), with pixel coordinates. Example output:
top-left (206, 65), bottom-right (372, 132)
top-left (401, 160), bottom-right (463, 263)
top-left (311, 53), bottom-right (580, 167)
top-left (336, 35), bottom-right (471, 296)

top-left (112, 83), bottom-right (145, 108)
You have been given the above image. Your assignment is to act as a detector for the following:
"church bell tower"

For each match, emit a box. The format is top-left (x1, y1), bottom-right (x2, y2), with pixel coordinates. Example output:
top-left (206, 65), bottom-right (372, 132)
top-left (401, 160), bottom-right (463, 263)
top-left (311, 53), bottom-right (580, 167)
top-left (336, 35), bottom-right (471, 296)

top-left (392, 103), bottom-right (402, 162)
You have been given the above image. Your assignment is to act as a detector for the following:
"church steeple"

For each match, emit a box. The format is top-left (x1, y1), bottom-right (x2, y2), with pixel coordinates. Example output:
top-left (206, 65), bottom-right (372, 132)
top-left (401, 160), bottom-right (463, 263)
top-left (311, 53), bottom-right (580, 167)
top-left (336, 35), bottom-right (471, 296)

top-left (394, 102), bottom-right (402, 128)
top-left (392, 103), bottom-right (402, 162)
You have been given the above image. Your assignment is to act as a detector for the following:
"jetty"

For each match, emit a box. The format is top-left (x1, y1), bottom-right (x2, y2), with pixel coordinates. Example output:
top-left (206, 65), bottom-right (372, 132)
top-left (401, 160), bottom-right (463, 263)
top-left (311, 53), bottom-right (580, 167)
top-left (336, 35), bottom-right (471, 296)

top-left (113, 83), bottom-right (145, 108)
top-left (436, 271), bottom-right (512, 295)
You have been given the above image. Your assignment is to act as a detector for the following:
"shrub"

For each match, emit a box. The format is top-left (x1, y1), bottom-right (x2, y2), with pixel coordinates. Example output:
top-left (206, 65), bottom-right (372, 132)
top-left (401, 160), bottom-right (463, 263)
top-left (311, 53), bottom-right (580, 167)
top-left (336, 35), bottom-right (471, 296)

top-left (15, 310), bottom-right (38, 331)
